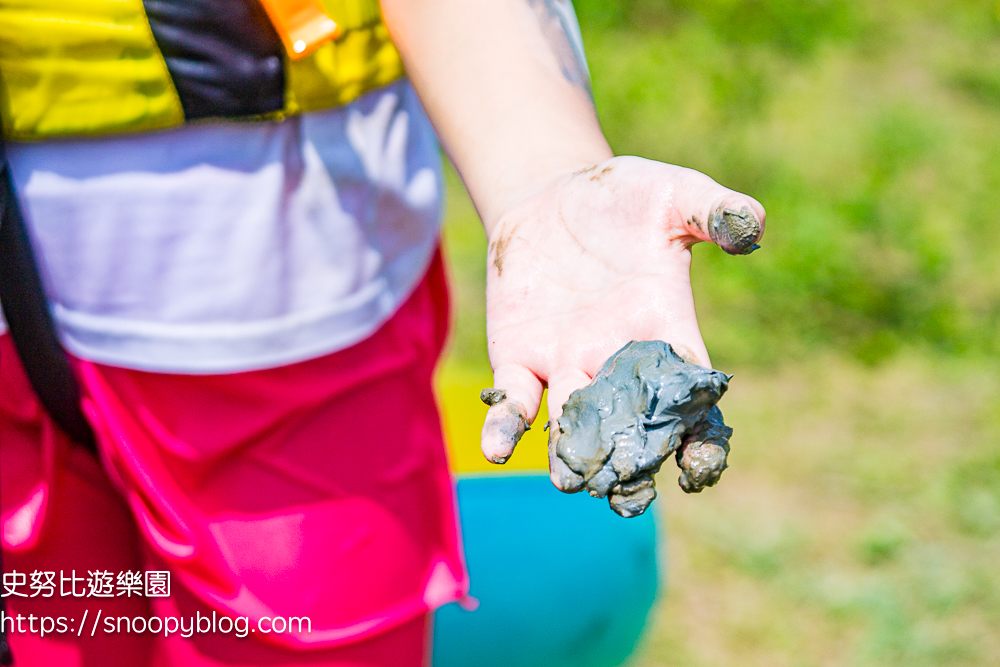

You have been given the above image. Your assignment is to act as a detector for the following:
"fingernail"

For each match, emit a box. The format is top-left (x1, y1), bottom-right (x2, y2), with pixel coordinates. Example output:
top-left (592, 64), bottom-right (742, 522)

top-left (708, 205), bottom-right (762, 256)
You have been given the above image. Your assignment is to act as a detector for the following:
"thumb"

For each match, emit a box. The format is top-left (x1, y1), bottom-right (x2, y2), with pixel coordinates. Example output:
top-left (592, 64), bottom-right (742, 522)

top-left (480, 363), bottom-right (543, 464)
top-left (672, 168), bottom-right (766, 256)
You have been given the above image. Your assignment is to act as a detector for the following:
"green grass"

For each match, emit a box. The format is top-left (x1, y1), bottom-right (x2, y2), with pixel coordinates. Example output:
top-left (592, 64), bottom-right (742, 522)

top-left (629, 356), bottom-right (1000, 666)
top-left (436, 2), bottom-right (1000, 665)
top-left (580, 0), bottom-right (1000, 366)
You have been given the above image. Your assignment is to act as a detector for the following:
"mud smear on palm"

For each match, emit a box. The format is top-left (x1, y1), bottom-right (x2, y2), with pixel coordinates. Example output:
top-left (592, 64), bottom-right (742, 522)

top-left (548, 341), bottom-right (733, 517)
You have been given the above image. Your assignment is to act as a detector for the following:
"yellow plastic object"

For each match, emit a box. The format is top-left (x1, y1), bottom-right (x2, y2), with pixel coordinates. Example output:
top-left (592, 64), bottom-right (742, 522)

top-left (436, 366), bottom-right (550, 475)
top-left (0, 0), bottom-right (184, 141)
top-left (257, 0), bottom-right (340, 60)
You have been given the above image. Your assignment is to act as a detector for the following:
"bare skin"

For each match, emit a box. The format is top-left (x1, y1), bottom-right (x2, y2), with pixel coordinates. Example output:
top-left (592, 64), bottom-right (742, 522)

top-left (481, 157), bottom-right (763, 466)
top-left (380, 0), bottom-right (766, 470)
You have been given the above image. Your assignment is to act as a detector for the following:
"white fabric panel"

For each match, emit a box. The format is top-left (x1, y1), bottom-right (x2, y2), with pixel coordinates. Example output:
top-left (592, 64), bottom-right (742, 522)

top-left (4, 80), bottom-right (442, 373)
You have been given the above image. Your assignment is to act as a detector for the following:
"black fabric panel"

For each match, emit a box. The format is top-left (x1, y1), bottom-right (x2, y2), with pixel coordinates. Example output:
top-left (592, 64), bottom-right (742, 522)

top-left (0, 152), bottom-right (97, 453)
top-left (142, 0), bottom-right (286, 119)
top-left (0, 551), bottom-right (9, 665)
top-left (0, 549), bottom-right (9, 666)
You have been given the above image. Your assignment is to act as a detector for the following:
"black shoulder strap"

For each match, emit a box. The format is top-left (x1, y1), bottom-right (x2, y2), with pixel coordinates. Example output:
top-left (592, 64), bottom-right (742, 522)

top-left (0, 147), bottom-right (98, 665)
top-left (0, 144), bottom-right (102, 667)
top-left (0, 156), bottom-right (97, 452)
top-left (0, 548), bottom-right (9, 665)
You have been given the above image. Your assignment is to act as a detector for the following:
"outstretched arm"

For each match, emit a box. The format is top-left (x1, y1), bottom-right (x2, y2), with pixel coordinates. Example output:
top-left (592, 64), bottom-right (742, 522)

top-left (381, 0), bottom-right (609, 232)
top-left (380, 0), bottom-right (765, 466)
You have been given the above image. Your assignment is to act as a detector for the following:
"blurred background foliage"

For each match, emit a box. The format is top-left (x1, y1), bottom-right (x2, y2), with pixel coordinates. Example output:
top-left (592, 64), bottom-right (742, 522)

top-left (436, 0), bottom-right (1000, 665)
top-left (577, 0), bottom-right (1000, 367)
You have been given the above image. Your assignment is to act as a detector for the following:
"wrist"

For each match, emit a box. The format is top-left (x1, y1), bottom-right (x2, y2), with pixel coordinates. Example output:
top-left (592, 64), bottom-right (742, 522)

top-left (471, 145), bottom-right (614, 238)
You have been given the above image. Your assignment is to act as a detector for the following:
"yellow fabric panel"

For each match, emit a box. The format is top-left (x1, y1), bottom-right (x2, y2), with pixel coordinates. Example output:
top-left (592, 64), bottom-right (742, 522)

top-left (318, 0), bottom-right (380, 32)
top-left (286, 11), bottom-right (404, 114)
top-left (0, 0), bottom-right (184, 141)
top-left (436, 367), bottom-right (550, 475)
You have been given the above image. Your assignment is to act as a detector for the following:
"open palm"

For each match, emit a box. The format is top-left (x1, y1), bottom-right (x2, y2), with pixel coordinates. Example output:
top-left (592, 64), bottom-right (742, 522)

top-left (480, 156), bottom-right (765, 468)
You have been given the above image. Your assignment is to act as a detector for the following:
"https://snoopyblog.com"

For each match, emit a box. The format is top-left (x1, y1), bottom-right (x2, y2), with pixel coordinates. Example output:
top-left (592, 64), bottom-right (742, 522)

top-left (1, 569), bottom-right (311, 639)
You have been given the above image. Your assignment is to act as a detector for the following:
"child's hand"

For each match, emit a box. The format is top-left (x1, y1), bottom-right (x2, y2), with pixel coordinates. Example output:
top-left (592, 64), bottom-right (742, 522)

top-left (480, 155), bottom-right (765, 464)
top-left (378, 0), bottom-right (765, 468)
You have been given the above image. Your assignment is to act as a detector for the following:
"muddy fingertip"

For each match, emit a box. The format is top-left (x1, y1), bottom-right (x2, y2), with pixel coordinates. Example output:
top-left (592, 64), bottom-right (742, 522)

top-left (547, 422), bottom-right (586, 493)
top-left (481, 399), bottom-right (529, 464)
top-left (708, 204), bottom-right (763, 256)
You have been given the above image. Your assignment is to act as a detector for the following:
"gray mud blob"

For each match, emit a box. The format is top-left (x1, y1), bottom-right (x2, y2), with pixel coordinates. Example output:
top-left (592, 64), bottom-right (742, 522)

top-left (548, 341), bottom-right (734, 517)
top-left (708, 205), bottom-right (762, 256)
top-left (480, 388), bottom-right (507, 406)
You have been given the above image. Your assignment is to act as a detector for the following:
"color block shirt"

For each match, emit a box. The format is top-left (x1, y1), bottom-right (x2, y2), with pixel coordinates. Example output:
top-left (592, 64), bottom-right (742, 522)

top-left (3, 79), bottom-right (442, 373)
